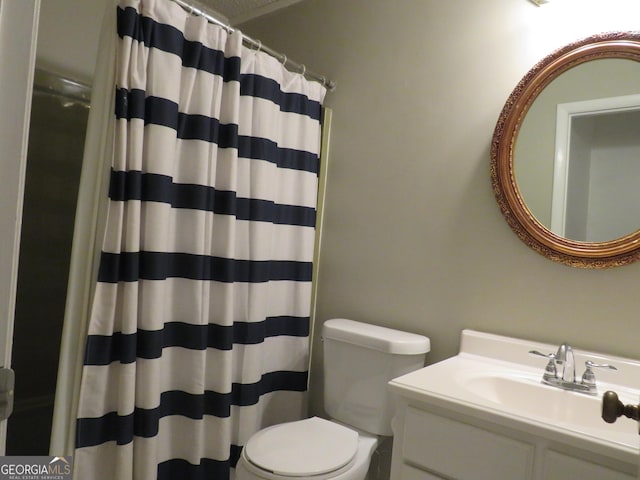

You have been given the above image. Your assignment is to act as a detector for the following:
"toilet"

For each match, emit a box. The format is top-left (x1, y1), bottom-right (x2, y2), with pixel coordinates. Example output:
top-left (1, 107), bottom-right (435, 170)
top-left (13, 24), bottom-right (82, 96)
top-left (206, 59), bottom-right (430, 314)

top-left (235, 318), bottom-right (430, 480)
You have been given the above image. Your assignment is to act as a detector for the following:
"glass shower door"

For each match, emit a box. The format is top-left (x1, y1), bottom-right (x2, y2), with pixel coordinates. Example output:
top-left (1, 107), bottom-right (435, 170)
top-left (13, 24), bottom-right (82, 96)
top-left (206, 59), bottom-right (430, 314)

top-left (6, 69), bottom-right (89, 455)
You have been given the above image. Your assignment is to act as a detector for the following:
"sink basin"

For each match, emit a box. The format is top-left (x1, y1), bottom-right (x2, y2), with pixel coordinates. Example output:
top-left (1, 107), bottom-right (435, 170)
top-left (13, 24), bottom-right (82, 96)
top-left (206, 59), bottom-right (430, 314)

top-left (389, 330), bottom-right (640, 462)
top-left (461, 369), bottom-right (638, 443)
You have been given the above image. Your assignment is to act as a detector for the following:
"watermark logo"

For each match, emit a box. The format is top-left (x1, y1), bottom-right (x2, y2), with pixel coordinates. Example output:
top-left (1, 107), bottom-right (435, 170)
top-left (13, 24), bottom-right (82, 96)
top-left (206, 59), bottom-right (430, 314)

top-left (0, 456), bottom-right (72, 480)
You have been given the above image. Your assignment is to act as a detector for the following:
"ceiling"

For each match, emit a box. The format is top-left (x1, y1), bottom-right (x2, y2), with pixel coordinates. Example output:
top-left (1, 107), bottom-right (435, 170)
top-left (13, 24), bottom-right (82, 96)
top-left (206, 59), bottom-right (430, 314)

top-left (204, 0), bottom-right (304, 25)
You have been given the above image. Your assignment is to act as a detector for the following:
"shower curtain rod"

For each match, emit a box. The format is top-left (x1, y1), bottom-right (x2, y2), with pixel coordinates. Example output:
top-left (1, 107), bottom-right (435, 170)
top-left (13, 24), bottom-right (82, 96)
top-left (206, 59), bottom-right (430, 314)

top-left (171, 0), bottom-right (336, 91)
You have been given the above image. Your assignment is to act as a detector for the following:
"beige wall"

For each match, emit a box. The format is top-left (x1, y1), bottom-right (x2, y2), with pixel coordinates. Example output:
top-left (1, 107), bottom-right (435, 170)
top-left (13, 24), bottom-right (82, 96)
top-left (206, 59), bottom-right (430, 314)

top-left (239, 0), bottom-right (640, 417)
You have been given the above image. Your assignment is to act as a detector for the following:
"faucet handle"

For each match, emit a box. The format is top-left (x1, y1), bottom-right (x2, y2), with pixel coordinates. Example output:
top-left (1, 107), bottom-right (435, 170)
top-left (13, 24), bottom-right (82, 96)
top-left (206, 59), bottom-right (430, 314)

top-left (529, 350), bottom-right (557, 380)
top-left (585, 360), bottom-right (617, 370)
top-left (529, 350), bottom-right (555, 360)
top-left (581, 360), bottom-right (617, 387)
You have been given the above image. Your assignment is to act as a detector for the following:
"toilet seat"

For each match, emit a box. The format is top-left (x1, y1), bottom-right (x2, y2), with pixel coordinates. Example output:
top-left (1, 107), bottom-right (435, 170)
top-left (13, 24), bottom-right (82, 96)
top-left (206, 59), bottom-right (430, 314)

top-left (243, 417), bottom-right (359, 477)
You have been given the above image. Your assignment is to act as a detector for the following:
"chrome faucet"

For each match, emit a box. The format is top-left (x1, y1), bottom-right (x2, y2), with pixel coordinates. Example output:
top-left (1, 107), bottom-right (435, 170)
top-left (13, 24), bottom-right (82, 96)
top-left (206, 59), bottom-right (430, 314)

top-left (529, 343), bottom-right (617, 395)
top-left (555, 343), bottom-right (575, 383)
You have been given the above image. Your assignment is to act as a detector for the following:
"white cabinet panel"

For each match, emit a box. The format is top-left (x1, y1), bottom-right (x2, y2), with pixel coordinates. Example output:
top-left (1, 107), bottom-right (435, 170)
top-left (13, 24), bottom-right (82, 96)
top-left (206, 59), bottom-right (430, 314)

top-left (402, 407), bottom-right (534, 480)
top-left (400, 464), bottom-right (445, 480)
top-left (543, 450), bottom-right (635, 480)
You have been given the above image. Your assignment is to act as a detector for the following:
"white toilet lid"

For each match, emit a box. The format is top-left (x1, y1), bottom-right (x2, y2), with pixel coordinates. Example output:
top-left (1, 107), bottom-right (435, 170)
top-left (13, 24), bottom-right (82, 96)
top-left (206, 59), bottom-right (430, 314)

top-left (244, 417), bottom-right (359, 477)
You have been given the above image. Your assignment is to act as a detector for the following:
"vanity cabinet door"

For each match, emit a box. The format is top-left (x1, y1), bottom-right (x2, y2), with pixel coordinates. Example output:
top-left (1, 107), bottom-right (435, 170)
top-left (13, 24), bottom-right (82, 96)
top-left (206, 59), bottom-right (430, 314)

top-left (402, 407), bottom-right (535, 480)
top-left (543, 450), bottom-right (635, 480)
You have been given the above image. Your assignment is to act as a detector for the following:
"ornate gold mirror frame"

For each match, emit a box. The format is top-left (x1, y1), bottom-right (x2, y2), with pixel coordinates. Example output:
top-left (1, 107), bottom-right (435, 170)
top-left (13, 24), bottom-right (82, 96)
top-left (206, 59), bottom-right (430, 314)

top-left (491, 31), bottom-right (640, 269)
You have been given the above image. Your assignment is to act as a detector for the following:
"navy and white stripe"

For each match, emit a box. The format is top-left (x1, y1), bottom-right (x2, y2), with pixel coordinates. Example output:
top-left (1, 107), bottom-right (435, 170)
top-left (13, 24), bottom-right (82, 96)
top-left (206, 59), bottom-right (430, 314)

top-left (74, 1), bottom-right (326, 479)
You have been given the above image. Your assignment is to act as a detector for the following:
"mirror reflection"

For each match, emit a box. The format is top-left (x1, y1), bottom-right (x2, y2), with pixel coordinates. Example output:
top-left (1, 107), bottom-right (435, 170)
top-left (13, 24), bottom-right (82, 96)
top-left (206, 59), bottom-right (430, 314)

top-left (514, 58), bottom-right (640, 243)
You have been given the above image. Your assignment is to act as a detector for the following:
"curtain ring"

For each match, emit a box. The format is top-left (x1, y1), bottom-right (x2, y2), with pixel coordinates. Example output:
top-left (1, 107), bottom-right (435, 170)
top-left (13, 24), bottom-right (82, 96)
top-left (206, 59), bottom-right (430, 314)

top-left (300, 64), bottom-right (306, 76)
top-left (280, 54), bottom-right (287, 65)
top-left (254, 40), bottom-right (262, 54)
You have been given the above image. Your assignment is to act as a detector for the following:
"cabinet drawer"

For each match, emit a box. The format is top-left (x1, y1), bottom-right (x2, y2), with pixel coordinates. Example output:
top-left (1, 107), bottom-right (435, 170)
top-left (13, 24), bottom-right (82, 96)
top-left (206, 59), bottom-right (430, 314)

top-left (402, 407), bottom-right (534, 480)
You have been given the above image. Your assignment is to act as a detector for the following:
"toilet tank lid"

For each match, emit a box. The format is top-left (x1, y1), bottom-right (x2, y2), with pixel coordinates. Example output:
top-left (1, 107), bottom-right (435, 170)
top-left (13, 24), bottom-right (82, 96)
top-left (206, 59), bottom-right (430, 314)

top-left (322, 319), bottom-right (430, 355)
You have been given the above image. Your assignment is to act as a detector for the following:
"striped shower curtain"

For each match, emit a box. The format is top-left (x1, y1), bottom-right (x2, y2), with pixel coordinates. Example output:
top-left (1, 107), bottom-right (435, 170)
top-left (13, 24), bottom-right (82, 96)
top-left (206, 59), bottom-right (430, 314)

top-left (73, 1), bottom-right (326, 479)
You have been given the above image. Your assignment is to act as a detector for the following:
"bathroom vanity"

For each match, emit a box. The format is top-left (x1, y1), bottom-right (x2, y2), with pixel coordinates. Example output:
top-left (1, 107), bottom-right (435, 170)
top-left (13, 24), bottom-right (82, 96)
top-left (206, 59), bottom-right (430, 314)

top-left (388, 330), bottom-right (640, 480)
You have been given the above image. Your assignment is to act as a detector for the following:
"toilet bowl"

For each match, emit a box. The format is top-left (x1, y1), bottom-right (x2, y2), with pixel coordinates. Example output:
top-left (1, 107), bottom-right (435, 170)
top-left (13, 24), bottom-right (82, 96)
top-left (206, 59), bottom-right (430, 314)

top-left (235, 417), bottom-right (378, 480)
top-left (235, 319), bottom-right (430, 480)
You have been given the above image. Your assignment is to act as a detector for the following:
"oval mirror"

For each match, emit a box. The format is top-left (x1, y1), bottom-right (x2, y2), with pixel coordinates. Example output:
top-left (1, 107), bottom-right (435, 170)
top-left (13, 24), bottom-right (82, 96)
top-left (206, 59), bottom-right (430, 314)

top-left (491, 31), bottom-right (640, 268)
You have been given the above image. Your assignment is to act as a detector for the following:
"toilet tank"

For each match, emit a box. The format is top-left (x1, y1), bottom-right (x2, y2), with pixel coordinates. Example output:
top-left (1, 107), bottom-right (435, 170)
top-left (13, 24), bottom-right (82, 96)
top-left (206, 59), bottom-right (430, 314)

top-left (322, 318), bottom-right (430, 436)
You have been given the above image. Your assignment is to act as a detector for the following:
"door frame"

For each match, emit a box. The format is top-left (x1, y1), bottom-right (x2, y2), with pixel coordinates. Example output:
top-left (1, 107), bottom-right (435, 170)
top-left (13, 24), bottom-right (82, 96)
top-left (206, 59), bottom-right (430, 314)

top-left (0, 0), bottom-right (40, 454)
